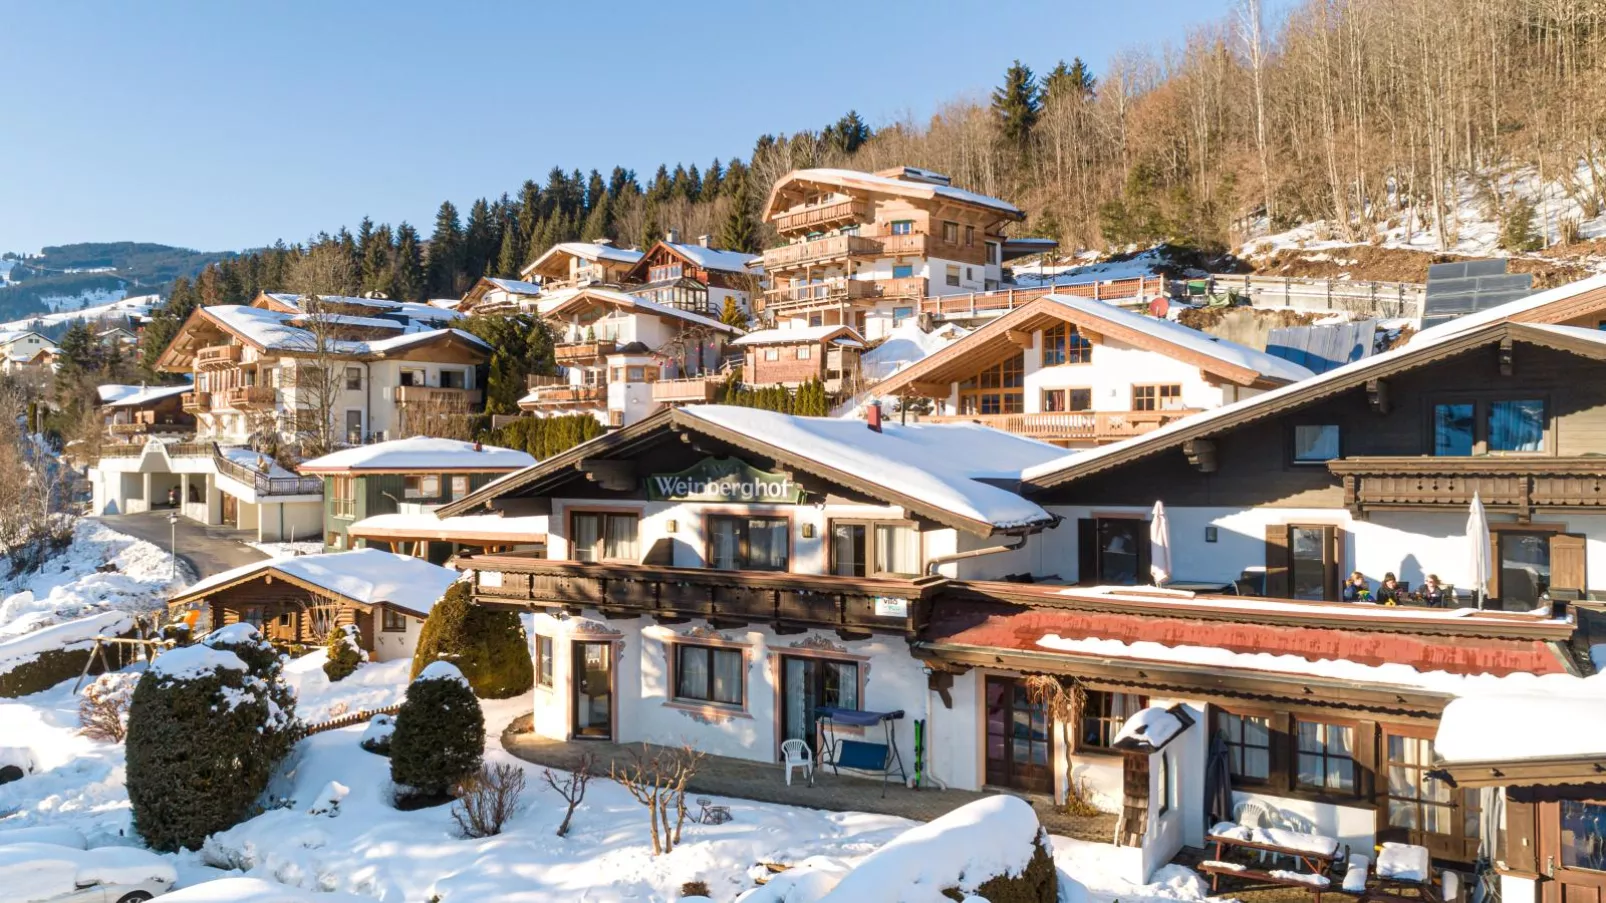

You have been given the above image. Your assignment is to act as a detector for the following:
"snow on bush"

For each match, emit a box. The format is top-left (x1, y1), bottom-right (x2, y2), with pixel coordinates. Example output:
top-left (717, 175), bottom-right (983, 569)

top-left (77, 670), bottom-right (138, 742)
top-left (390, 660), bottom-right (483, 803)
top-left (307, 780), bottom-right (349, 817)
top-left (322, 624), bottom-right (366, 682)
top-left (409, 582), bottom-right (532, 698)
top-left (159, 876), bottom-right (371, 902)
top-left (0, 610), bottom-right (134, 698)
top-left (359, 713), bottom-right (395, 755)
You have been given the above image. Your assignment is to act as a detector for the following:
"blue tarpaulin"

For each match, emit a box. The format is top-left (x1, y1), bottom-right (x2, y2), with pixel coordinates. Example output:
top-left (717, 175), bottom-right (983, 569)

top-left (815, 707), bottom-right (904, 727)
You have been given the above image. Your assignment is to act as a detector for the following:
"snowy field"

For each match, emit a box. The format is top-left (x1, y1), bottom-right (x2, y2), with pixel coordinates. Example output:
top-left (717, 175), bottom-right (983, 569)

top-left (0, 292), bottom-right (156, 333)
top-left (0, 520), bottom-right (194, 640)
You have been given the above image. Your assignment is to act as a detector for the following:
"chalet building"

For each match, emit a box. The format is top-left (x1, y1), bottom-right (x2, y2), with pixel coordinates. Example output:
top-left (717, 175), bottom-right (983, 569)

top-left (619, 234), bottom-right (760, 318)
top-left (347, 508), bottom-right (547, 561)
top-left (1017, 293), bottom-right (1606, 609)
top-left (0, 330), bottom-right (58, 376)
top-left (441, 400), bottom-right (1592, 883)
top-left (458, 276), bottom-right (545, 315)
top-left (164, 549), bottom-right (458, 661)
top-left (870, 293), bottom-right (1313, 447)
top-left (733, 325), bottom-right (865, 393)
top-left (96, 325), bottom-right (140, 350)
top-left (97, 384), bottom-right (194, 441)
top-left (757, 167), bottom-right (1024, 341)
top-left (518, 288), bottom-right (742, 427)
top-left (298, 436), bottom-right (535, 556)
top-left (519, 241), bottom-right (644, 292)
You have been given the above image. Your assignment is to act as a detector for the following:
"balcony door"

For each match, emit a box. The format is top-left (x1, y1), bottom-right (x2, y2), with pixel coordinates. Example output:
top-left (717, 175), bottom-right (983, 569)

top-left (984, 676), bottom-right (1053, 794)
top-left (1491, 530), bottom-right (1584, 610)
top-left (572, 641), bottom-right (613, 740)
top-left (779, 655), bottom-right (858, 754)
top-left (1077, 517), bottom-right (1150, 585)
top-left (1540, 800), bottom-right (1606, 903)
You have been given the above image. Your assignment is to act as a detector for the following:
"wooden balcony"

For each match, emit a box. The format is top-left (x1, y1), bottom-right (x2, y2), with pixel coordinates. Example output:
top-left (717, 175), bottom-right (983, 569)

top-left (872, 233), bottom-right (929, 256)
top-left (1329, 456), bottom-right (1606, 519)
top-left (917, 275), bottom-right (1166, 319)
top-left (181, 391), bottom-right (210, 412)
top-left (520, 385), bottom-right (607, 409)
top-left (555, 340), bottom-right (618, 363)
top-left (773, 198), bottom-right (872, 235)
top-left (921, 409), bottom-right (1201, 444)
top-left (195, 344), bottom-right (242, 370)
top-left (877, 276), bottom-right (929, 299)
top-left (464, 552), bottom-right (945, 636)
top-left (395, 385), bottom-right (483, 409)
top-left (761, 235), bottom-right (884, 272)
top-left (219, 386), bottom-right (275, 409)
top-left (650, 376), bottom-right (721, 404)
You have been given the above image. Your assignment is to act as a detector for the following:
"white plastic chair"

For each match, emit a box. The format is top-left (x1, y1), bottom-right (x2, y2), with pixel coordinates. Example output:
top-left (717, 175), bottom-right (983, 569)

top-left (781, 739), bottom-right (813, 787)
top-left (1234, 799), bottom-right (1282, 864)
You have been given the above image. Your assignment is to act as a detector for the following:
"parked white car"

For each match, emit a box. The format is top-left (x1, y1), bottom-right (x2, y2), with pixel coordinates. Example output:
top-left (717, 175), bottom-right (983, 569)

top-left (0, 842), bottom-right (175, 903)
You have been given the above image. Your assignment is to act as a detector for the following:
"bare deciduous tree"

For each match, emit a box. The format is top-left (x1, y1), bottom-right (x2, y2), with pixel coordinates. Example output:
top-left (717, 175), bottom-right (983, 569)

top-left (611, 743), bottom-right (705, 855)
top-left (541, 752), bottom-right (595, 838)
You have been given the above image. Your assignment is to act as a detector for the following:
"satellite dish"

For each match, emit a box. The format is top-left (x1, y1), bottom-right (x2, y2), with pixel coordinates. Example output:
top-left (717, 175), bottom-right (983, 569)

top-left (1148, 296), bottom-right (1170, 318)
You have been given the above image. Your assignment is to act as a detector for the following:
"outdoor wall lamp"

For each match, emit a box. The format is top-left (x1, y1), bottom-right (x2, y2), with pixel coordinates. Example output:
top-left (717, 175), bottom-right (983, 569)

top-left (665, 519), bottom-right (677, 533)
top-left (801, 523), bottom-right (816, 539)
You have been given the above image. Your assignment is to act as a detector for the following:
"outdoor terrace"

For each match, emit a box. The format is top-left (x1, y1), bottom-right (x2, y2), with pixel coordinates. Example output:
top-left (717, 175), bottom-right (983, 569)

top-left (918, 409), bottom-right (1200, 444)
top-left (772, 198), bottom-right (872, 235)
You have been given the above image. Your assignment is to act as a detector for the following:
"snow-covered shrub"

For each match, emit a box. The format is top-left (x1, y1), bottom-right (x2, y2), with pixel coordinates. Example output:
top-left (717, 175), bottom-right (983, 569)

top-left (0, 745), bottom-right (35, 784)
top-left (390, 661), bottom-right (484, 805)
top-left (450, 762), bottom-right (526, 838)
top-left (360, 713), bottom-right (395, 756)
top-left (409, 582), bottom-right (533, 699)
top-left (0, 611), bottom-right (134, 698)
top-left (322, 624), bottom-right (366, 682)
top-left (78, 670), bottom-right (138, 742)
top-left (126, 623), bottom-right (302, 851)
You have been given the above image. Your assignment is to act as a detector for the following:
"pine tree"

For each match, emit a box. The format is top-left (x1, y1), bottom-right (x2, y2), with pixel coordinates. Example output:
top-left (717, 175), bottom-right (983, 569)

top-left (463, 198), bottom-right (496, 283)
top-left (392, 223), bottom-right (426, 303)
top-left (717, 179), bottom-right (759, 253)
top-left (1043, 58), bottom-right (1096, 105)
top-left (425, 201), bottom-right (465, 299)
top-left (495, 226), bottom-right (525, 279)
top-left (992, 60), bottom-right (1041, 150)
top-left (824, 110), bottom-right (871, 154)
top-left (580, 191), bottom-right (613, 242)
top-left (718, 296), bottom-right (747, 329)
top-left (363, 223), bottom-right (394, 296)
top-left (516, 180), bottom-right (543, 252)
top-left (639, 205), bottom-right (662, 252)
top-left (356, 217), bottom-right (374, 273)
top-left (704, 159), bottom-right (724, 198)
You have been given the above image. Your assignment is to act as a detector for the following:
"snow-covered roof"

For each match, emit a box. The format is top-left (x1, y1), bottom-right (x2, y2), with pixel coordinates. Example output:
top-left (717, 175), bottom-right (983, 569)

top-left (262, 292), bottom-right (461, 324)
top-left (732, 325), bottom-right (864, 346)
top-left (200, 306), bottom-right (487, 358)
top-left (288, 312), bottom-right (402, 331)
top-left (662, 242), bottom-right (760, 273)
top-left (524, 242), bottom-right (644, 276)
top-left (174, 549), bottom-right (459, 618)
top-left (0, 330), bottom-right (55, 348)
top-left (485, 277), bottom-right (544, 295)
top-left (348, 511), bottom-right (547, 543)
top-left (544, 287), bottom-right (740, 334)
top-left (861, 322), bottom-right (967, 382)
top-left (768, 168), bottom-right (1023, 218)
top-left (299, 437), bottom-right (535, 473)
top-left (101, 384), bottom-right (191, 408)
top-left (677, 405), bottom-right (1059, 531)
top-left (1435, 688), bottom-right (1606, 764)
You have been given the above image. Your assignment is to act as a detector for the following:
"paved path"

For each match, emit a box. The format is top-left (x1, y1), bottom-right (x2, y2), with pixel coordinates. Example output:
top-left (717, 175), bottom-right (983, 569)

top-left (94, 511), bottom-right (269, 580)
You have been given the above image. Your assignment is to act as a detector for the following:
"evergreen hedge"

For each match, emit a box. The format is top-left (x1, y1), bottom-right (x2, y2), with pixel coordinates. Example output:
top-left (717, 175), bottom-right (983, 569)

top-left (410, 583), bottom-right (533, 699)
top-left (485, 413), bottom-right (603, 461)
top-left (390, 664), bottom-right (484, 801)
top-left (715, 377), bottom-right (833, 416)
top-left (126, 625), bottom-right (301, 852)
top-left (322, 624), bottom-right (365, 682)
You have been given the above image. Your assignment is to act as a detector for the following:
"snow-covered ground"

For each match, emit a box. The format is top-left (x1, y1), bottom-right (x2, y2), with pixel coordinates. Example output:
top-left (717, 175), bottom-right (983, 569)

top-left (0, 520), bottom-right (193, 640)
top-left (245, 540), bottom-right (324, 560)
top-left (1009, 249), bottom-right (1172, 286)
top-left (0, 644), bottom-right (1224, 901)
top-left (0, 292), bottom-right (156, 333)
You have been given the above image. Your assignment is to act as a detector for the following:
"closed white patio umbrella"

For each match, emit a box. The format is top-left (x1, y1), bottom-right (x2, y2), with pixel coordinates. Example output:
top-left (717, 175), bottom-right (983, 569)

top-left (1149, 500), bottom-right (1172, 587)
top-left (1467, 492), bottom-right (1492, 609)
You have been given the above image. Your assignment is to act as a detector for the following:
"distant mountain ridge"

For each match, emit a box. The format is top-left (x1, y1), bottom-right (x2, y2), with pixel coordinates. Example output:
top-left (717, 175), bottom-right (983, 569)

top-left (0, 241), bottom-right (232, 322)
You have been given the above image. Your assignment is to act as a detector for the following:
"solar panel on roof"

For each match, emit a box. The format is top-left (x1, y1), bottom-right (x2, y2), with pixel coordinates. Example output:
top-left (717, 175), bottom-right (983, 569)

top-left (1421, 259), bottom-right (1534, 328)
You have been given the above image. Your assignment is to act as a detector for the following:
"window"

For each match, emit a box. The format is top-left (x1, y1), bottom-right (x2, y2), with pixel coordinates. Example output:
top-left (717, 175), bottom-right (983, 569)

top-left (277, 612), bottom-right (291, 627)
top-left (764, 348), bottom-right (780, 362)
top-left (241, 607), bottom-right (264, 629)
top-left (1433, 403), bottom-right (1475, 456)
top-left (1296, 720), bottom-right (1356, 793)
top-left (674, 644), bottom-right (744, 706)
top-left (874, 523), bottom-right (920, 575)
top-left (964, 224), bottom-right (975, 246)
top-left (403, 474), bottom-right (440, 499)
top-left (382, 607), bottom-right (407, 632)
top-left (893, 306), bottom-right (915, 326)
top-left (345, 410), bottom-right (363, 445)
top-left (890, 220), bottom-right (915, 236)
top-left (781, 656), bottom-right (859, 747)
top-left (708, 515), bottom-right (789, 571)
top-left (450, 475), bottom-right (469, 500)
top-left (832, 522), bottom-right (923, 577)
top-left (345, 366), bottom-right (362, 390)
top-left (1292, 424), bottom-right (1341, 464)
top-left (534, 635), bottom-right (554, 688)
top-left (1041, 324), bottom-right (1092, 366)
top-left (892, 264), bottom-right (914, 279)
top-left (958, 356), bottom-right (1025, 415)
top-left (1158, 752), bottom-right (1173, 815)
top-left (610, 367), bottom-right (624, 382)
top-left (1385, 733), bottom-right (1478, 841)
top-left (796, 346), bottom-right (811, 360)
top-left (1132, 384), bottom-right (1184, 412)
top-left (986, 242), bottom-right (1001, 265)
top-left (399, 369), bottom-right (424, 387)
top-left (1290, 525), bottom-right (1334, 600)
top-left (626, 366), bottom-right (645, 382)
top-left (1490, 399), bottom-right (1545, 452)
top-left (1080, 691), bottom-right (1148, 751)
top-left (945, 264), bottom-right (961, 287)
top-left (942, 221), bottom-right (959, 243)
top-left (571, 512), bottom-right (639, 562)
top-left (440, 369), bottom-right (467, 390)
top-left (1561, 801), bottom-right (1606, 871)
top-left (1216, 711), bottom-right (1272, 783)
top-left (330, 476), bottom-right (356, 519)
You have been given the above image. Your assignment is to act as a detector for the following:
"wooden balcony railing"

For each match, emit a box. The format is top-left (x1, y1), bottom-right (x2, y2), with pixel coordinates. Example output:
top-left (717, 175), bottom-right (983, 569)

top-left (212, 447), bottom-right (324, 497)
top-left (395, 385), bottom-right (483, 408)
top-left (526, 374), bottom-right (568, 390)
top-left (650, 376), bottom-right (721, 404)
top-left (520, 385), bottom-right (608, 408)
top-left (219, 386), bottom-right (275, 409)
top-left (464, 552), bottom-right (945, 636)
top-left (195, 345), bottom-right (242, 370)
top-left (917, 275), bottom-right (1165, 318)
top-left (1329, 456), bottom-right (1606, 518)
top-left (761, 234), bottom-right (883, 271)
top-left (871, 233), bottom-right (930, 256)
top-left (555, 340), bottom-right (618, 363)
top-left (920, 409), bottom-right (1201, 443)
top-left (181, 391), bottom-right (211, 412)
top-left (877, 276), bottom-right (929, 299)
top-left (773, 198), bottom-right (872, 235)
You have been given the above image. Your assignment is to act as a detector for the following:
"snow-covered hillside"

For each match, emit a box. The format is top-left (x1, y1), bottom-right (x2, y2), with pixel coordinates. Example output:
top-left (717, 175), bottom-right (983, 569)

top-left (0, 521), bottom-right (192, 641)
top-left (0, 293), bottom-right (157, 332)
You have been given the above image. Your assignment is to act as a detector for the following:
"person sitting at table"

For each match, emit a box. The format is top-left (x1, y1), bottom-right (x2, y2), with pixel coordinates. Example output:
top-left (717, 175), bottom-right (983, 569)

top-left (1377, 572), bottom-right (1405, 605)
top-left (1417, 574), bottom-right (1448, 607)
top-left (1342, 571), bottom-right (1371, 602)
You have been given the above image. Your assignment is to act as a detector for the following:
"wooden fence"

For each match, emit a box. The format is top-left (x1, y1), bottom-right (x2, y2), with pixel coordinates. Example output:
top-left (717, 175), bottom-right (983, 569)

top-left (304, 703), bottom-right (402, 736)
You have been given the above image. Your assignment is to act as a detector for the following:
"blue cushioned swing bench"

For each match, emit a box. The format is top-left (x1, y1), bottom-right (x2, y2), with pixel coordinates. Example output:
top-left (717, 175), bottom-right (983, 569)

top-left (815, 706), bottom-right (907, 796)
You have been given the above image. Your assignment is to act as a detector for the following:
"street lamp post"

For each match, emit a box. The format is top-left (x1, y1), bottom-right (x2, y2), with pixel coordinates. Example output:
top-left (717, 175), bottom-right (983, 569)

top-left (168, 511), bottom-right (180, 581)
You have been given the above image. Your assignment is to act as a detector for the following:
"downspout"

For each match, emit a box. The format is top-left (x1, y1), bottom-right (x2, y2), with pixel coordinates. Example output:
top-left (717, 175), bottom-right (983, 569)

top-left (923, 519), bottom-right (1061, 577)
top-left (363, 361), bottom-right (373, 442)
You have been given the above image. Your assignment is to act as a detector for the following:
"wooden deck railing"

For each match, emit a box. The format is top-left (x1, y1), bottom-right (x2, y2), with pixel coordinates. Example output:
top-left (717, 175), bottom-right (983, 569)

top-left (919, 409), bottom-right (1200, 443)
top-left (761, 234), bottom-right (883, 271)
top-left (520, 385), bottom-right (608, 408)
top-left (650, 376), bottom-right (721, 404)
top-left (1329, 456), bottom-right (1606, 517)
top-left (305, 703), bottom-right (401, 736)
top-left (555, 340), bottom-right (618, 362)
top-left (195, 344), bottom-right (242, 369)
top-left (213, 447), bottom-right (324, 497)
top-left (773, 198), bottom-right (872, 234)
top-left (916, 275), bottom-right (1164, 318)
top-left (395, 385), bottom-right (483, 408)
top-left (464, 553), bottom-right (945, 636)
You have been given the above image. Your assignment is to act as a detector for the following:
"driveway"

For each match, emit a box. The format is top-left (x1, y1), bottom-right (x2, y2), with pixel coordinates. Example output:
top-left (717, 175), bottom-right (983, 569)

top-left (94, 511), bottom-right (269, 581)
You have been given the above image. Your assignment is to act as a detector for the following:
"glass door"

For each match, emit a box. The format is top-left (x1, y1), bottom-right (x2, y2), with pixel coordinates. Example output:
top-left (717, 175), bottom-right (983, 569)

top-left (1498, 532), bottom-right (1550, 610)
top-left (572, 641), bottom-right (612, 739)
top-left (984, 676), bottom-right (1053, 793)
top-left (780, 656), bottom-right (859, 755)
top-left (1097, 518), bottom-right (1143, 585)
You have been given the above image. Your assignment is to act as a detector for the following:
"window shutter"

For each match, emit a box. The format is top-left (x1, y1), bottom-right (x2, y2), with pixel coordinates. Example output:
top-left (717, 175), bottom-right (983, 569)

top-left (1327, 526), bottom-right (1347, 602)
top-left (1503, 797), bottom-right (1537, 873)
top-left (1264, 525), bottom-right (1290, 598)
top-left (1550, 533), bottom-right (1587, 596)
top-left (1078, 519), bottom-right (1096, 584)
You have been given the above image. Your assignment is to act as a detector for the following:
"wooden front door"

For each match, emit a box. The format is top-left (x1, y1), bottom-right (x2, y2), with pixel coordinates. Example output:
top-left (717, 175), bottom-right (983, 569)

top-left (221, 493), bottom-right (238, 525)
top-left (984, 676), bottom-right (1054, 794)
top-left (1542, 799), bottom-right (1606, 903)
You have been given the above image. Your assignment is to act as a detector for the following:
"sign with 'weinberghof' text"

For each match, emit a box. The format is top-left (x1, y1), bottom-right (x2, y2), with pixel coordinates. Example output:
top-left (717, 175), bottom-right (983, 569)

top-left (646, 457), bottom-right (804, 504)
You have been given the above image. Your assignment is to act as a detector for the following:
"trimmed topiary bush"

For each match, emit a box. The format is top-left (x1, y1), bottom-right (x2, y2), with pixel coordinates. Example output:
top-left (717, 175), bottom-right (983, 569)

top-left (390, 661), bottom-right (484, 805)
top-left (322, 624), bottom-right (366, 682)
top-left (126, 623), bottom-right (301, 851)
top-left (410, 582), bottom-right (533, 699)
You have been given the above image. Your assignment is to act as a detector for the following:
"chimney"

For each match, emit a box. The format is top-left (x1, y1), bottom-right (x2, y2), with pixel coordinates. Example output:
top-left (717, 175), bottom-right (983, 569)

top-left (866, 400), bottom-right (883, 433)
top-left (666, 228), bottom-right (680, 244)
top-left (697, 234), bottom-right (712, 248)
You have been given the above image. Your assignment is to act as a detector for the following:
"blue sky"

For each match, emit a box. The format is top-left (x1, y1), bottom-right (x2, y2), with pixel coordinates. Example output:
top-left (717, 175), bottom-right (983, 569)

top-left (2, 1), bottom-right (1278, 254)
